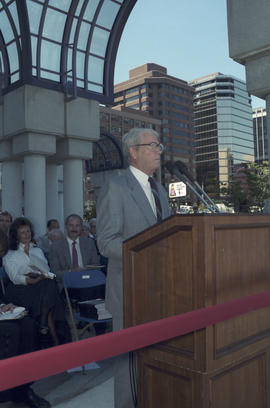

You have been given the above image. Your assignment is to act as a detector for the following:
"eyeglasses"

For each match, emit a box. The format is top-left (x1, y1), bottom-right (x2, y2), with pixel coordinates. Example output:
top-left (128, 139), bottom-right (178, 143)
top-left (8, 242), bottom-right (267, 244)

top-left (132, 142), bottom-right (164, 152)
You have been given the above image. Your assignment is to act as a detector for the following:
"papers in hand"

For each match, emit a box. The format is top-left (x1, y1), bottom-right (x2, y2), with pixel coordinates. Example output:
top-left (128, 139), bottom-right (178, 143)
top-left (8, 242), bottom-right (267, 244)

top-left (29, 254), bottom-right (56, 279)
top-left (0, 306), bottom-right (27, 321)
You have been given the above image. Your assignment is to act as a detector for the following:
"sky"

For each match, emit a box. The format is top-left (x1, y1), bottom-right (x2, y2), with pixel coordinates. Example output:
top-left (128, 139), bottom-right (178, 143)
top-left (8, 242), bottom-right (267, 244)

top-left (114, 0), bottom-right (265, 109)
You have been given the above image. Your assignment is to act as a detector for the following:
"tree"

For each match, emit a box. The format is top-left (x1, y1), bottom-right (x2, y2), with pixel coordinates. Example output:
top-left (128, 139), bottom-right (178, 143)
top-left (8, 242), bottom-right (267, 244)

top-left (221, 161), bottom-right (270, 213)
top-left (244, 161), bottom-right (270, 211)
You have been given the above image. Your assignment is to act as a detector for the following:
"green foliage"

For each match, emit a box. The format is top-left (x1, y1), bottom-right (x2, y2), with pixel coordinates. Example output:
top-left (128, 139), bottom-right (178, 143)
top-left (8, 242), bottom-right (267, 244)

top-left (221, 161), bottom-right (270, 213)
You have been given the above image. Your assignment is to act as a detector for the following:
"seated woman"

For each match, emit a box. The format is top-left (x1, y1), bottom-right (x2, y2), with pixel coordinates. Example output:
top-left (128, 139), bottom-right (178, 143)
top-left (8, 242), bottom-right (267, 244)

top-left (3, 217), bottom-right (70, 347)
top-left (0, 229), bottom-right (51, 407)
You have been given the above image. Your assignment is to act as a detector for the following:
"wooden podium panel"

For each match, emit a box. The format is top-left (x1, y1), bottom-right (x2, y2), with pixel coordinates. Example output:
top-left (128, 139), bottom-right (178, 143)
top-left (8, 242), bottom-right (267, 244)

top-left (123, 214), bottom-right (270, 407)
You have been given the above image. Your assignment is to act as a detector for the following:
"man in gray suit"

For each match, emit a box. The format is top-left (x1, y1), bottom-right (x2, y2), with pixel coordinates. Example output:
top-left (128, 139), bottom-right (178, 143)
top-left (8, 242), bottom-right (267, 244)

top-left (97, 128), bottom-right (170, 408)
top-left (49, 214), bottom-right (99, 283)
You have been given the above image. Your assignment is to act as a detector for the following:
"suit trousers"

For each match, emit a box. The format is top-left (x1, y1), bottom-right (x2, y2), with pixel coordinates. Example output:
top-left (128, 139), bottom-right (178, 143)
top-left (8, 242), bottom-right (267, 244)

top-left (113, 316), bottom-right (136, 408)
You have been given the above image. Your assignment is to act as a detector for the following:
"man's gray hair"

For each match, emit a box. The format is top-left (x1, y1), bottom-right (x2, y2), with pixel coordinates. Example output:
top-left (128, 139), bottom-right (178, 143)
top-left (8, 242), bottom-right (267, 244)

top-left (89, 218), bottom-right (96, 226)
top-left (122, 128), bottom-right (159, 161)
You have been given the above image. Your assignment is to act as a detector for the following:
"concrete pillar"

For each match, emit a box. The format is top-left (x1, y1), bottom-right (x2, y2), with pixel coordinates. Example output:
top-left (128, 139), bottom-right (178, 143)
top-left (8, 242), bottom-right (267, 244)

top-left (46, 163), bottom-right (59, 221)
top-left (58, 165), bottom-right (64, 229)
top-left (1, 161), bottom-right (22, 217)
top-left (63, 159), bottom-right (83, 219)
top-left (24, 155), bottom-right (46, 237)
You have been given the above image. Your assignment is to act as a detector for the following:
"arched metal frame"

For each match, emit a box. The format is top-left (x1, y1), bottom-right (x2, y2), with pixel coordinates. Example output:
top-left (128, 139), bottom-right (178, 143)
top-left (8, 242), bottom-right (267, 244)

top-left (85, 131), bottom-right (126, 173)
top-left (0, 0), bottom-right (137, 104)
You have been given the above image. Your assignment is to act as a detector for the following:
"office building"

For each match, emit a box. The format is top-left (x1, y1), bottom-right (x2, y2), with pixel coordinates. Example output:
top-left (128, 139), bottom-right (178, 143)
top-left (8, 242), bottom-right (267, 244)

top-left (113, 63), bottom-right (195, 185)
top-left (253, 107), bottom-right (267, 163)
top-left (100, 105), bottom-right (161, 140)
top-left (189, 73), bottom-right (254, 195)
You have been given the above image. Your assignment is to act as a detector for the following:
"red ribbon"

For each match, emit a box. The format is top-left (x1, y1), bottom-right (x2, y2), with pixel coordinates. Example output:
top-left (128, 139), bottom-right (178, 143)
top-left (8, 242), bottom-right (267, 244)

top-left (0, 290), bottom-right (269, 391)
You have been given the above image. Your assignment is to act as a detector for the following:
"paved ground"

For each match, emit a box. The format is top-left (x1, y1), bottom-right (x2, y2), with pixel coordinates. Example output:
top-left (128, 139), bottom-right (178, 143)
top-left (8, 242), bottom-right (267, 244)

top-left (0, 356), bottom-right (116, 408)
top-left (0, 318), bottom-right (115, 408)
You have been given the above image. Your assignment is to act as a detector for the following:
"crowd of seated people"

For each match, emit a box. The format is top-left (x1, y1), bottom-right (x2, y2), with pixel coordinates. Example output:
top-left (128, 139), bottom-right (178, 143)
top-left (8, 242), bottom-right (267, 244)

top-left (0, 210), bottom-right (108, 405)
top-left (0, 228), bottom-right (51, 408)
top-left (3, 217), bottom-right (71, 348)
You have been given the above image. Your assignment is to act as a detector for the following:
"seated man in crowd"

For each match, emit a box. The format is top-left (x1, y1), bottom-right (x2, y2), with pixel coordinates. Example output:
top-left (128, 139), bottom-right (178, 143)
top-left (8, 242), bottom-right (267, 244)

top-left (37, 219), bottom-right (60, 256)
top-left (0, 211), bottom-right (12, 236)
top-left (49, 214), bottom-right (105, 335)
top-left (49, 214), bottom-right (99, 283)
top-left (80, 221), bottom-right (90, 238)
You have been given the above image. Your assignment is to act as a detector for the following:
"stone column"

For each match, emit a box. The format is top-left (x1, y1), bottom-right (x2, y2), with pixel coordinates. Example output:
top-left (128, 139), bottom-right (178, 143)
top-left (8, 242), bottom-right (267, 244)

top-left (24, 155), bottom-right (46, 237)
top-left (1, 161), bottom-right (22, 217)
top-left (46, 163), bottom-right (59, 221)
top-left (63, 159), bottom-right (83, 219)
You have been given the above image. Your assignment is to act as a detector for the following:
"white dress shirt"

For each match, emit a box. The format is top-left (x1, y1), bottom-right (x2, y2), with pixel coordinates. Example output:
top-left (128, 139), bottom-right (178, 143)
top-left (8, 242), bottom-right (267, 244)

top-left (3, 243), bottom-right (50, 285)
top-left (130, 165), bottom-right (157, 216)
top-left (66, 236), bottom-right (84, 268)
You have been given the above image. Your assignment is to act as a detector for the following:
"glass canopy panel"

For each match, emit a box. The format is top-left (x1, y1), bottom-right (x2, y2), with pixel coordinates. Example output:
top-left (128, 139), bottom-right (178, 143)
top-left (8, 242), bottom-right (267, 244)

top-left (69, 17), bottom-right (77, 44)
top-left (0, 9), bottom-right (15, 44)
top-left (90, 27), bottom-right (109, 57)
top-left (67, 47), bottom-right (72, 72)
top-left (40, 70), bottom-right (60, 81)
top-left (75, 0), bottom-right (86, 17)
top-left (40, 39), bottom-right (61, 73)
top-left (84, 0), bottom-right (100, 22)
top-left (7, 42), bottom-right (18, 73)
top-left (26, 1), bottom-right (43, 35)
top-left (0, 0), bottom-right (137, 104)
top-left (48, 0), bottom-right (71, 13)
top-left (43, 8), bottom-right (66, 42)
top-left (11, 71), bottom-right (19, 82)
top-left (88, 83), bottom-right (103, 93)
top-left (87, 56), bottom-right (104, 84)
top-left (8, 1), bottom-right (20, 35)
top-left (78, 20), bottom-right (91, 50)
top-left (31, 35), bottom-right (37, 66)
top-left (0, 53), bottom-right (3, 71)
top-left (96, 0), bottom-right (121, 29)
top-left (76, 50), bottom-right (85, 79)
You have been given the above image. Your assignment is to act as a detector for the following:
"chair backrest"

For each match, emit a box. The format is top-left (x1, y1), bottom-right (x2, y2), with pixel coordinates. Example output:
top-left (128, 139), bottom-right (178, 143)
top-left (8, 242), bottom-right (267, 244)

top-left (0, 267), bottom-right (7, 279)
top-left (63, 269), bottom-right (106, 289)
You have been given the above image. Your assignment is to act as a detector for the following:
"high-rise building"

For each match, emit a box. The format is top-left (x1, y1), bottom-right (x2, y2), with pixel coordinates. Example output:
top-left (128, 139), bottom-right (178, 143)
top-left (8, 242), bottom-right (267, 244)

top-left (100, 105), bottom-right (161, 141)
top-left (253, 107), bottom-right (267, 163)
top-left (113, 63), bottom-right (195, 185)
top-left (189, 73), bottom-right (254, 195)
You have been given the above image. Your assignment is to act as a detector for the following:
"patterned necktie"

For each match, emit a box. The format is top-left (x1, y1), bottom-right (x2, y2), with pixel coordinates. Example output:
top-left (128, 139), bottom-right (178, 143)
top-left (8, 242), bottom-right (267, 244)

top-left (72, 241), bottom-right (79, 268)
top-left (148, 176), bottom-right (162, 222)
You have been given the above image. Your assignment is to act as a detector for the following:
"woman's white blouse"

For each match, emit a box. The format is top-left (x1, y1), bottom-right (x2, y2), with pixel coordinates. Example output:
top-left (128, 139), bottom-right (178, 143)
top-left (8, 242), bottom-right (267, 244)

top-left (3, 243), bottom-right (49, 285)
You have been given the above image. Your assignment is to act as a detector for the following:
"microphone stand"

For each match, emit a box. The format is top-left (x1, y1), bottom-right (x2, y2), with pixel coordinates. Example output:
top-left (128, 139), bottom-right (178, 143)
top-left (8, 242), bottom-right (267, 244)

top-left (177, 173), bottom-right (216, 214)
top-left (193, 180), bottom-right (221, 213)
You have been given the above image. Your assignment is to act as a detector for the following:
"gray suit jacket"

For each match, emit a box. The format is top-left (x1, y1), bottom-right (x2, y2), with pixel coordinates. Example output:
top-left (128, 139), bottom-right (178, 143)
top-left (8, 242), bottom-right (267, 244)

top-left (96, 168), bottom-right (170, 328)
top-left (49, 236), bottom-right (99, 282)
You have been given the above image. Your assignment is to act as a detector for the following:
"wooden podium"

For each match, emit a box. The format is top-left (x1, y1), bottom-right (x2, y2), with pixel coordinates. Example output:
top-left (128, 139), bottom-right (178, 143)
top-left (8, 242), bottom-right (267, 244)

top-left (123, 214), bottom-right (270, 408)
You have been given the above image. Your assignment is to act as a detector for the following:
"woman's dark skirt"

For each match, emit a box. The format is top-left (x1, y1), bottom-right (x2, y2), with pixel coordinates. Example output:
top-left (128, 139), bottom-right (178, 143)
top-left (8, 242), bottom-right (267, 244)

top-left (5, 278), bottom-right (65, 322)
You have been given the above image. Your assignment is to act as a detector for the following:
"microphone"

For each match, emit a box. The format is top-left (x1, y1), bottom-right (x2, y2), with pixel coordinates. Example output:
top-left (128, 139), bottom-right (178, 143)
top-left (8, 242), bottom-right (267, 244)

top-left (175, 160), bottom-right (195, 183)
top-left (165, 161), bottom-right (185, 181)
top-left (165, 161), bottom-right (215, 213)
top-left (174, 160), bottom-right (221, 213)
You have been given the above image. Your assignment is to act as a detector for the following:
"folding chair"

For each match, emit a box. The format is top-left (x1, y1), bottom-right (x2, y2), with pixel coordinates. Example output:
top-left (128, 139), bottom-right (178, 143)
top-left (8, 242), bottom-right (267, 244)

top-left (0, 266), bottom-right (8, 296)
top-left (63, 269), bottom-right (112, 342)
